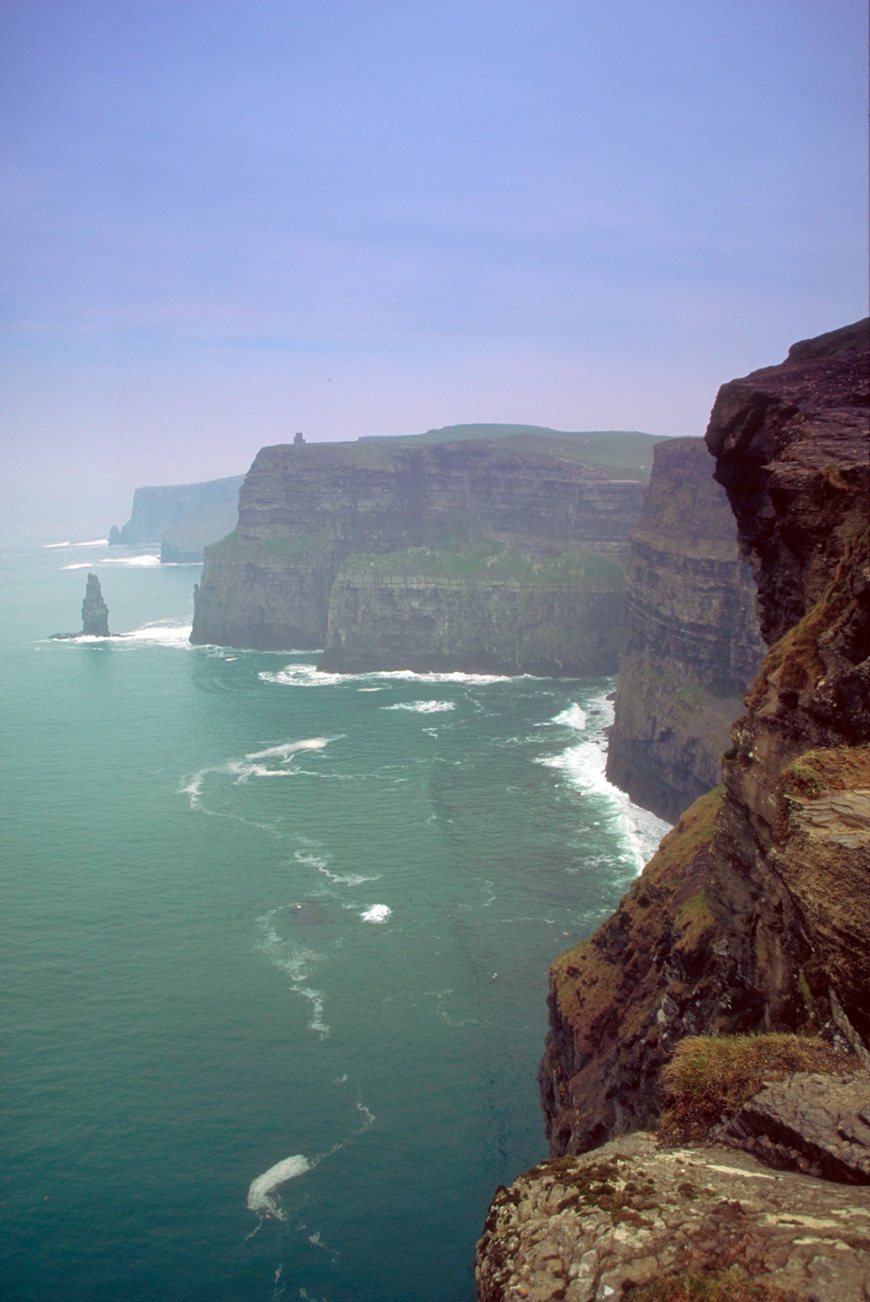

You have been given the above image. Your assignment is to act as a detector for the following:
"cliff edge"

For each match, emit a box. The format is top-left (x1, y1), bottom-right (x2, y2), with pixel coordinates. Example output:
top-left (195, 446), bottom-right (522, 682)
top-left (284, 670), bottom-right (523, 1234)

top-left (476, 320), bottom-right (869, 1299)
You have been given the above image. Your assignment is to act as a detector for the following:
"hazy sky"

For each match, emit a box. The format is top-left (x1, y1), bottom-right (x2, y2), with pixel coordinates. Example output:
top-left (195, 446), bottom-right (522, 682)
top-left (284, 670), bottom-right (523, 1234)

top-left (1, 0), bottom-right (867, 537)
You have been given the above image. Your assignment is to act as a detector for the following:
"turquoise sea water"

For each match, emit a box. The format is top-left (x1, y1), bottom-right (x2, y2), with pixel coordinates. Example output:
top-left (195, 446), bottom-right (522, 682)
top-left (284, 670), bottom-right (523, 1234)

top-left (0, 540), bottom-right (668, 1302)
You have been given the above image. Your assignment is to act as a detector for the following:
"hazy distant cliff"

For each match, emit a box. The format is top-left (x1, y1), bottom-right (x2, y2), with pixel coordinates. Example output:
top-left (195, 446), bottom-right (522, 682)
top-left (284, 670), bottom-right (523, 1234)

top-left (191, 435), bottom-right (657, 673)
top-left (605, 438), bottom-right (764, 822)
top-left (109, 475), bottom-right (244, 562)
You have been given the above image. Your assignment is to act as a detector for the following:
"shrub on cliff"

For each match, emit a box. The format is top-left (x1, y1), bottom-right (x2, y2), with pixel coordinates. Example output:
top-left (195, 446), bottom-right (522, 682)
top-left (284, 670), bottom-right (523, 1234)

top-left (658, 1033), bottom-right (851, 1143)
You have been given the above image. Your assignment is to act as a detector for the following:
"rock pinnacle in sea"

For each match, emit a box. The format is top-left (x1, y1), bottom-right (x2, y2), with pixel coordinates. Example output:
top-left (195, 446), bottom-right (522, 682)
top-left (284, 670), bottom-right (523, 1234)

top-left (81, 573), bottom-right (110, 636)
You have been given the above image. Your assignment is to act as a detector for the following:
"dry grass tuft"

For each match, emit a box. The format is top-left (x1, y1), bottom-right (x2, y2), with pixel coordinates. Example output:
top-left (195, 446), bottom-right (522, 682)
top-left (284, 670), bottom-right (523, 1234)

top-left (658, 1033), bottom-right (852, 1144)
top-left (625, 1266), bottom-right (795, 1301)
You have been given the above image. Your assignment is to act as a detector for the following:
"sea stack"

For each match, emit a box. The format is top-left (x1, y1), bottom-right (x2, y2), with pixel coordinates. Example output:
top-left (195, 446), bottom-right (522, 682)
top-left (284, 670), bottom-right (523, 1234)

top-left (81, 574), bottom-right (110, 636)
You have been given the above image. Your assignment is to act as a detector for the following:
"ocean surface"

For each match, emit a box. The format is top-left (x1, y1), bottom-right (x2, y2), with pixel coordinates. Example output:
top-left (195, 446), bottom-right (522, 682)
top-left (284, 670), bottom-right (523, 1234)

top-left (0, 539), bottom-right (669, 1302)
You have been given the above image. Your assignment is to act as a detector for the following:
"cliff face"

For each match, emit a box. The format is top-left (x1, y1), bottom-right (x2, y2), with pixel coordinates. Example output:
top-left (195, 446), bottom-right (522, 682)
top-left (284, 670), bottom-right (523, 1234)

top-left (605, 438), bottom-right (764, 822)
top-left (538, 319), bottom-right (869, 1157)
top-left (321, 547), bottom-right (629, 675)
top-left (109, 475), bottom-right (244, 561)
top-left (190, 438), bottom-right (647, 669)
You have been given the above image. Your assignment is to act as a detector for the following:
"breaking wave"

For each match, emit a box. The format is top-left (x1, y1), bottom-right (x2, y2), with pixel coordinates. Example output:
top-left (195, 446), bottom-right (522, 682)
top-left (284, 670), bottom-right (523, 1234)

top-left (360, 904), bottom-right (391, 924)
top-left (381, 700), bottom-right (456, 714)
top-left (260, 665), bottom-right (512, 688)
top-left (539, 690), bottom-right (671, 871)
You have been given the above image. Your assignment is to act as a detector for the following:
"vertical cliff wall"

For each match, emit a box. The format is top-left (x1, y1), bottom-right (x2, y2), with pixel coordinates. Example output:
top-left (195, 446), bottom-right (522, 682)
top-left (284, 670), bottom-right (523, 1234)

top-left (190, 438), bottom-right (648, 669)
top-left (537, 318), bottom-right (869, 1156)
top-left (320, 546), bottom-right (629, 675)
top-left (605, 438), bottom-right (764, 822)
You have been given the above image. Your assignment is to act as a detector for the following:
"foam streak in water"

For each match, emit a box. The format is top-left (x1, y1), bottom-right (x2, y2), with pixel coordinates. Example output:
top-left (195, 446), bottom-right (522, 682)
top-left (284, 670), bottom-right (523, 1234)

top-left (381, 700), bottom-right (456, 713)
top-left (247, 1155), bottom-right (311, 1216)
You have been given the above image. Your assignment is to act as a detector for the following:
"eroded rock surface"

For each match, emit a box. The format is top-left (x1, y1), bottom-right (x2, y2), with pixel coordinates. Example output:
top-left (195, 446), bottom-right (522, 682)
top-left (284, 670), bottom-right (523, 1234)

top-left (476, 1131), bottom-right (870, 1302)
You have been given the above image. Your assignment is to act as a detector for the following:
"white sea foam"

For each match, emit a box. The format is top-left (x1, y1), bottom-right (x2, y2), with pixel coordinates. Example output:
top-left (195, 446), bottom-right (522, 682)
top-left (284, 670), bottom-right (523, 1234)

top-left (360, 904), bottom-right (392, 924)
top-left (382, 699), bottom-right (455, 714)
top-left (246, 1155), bottom-right (311, 1216)
top-left (551, 702), bottom-right (587, 730)
top-left (538, 689), bottom-right (670, 872)
top-left (62, 553), bottom-right (161, 569)
top-left (257, 910), bottom-right (330, 1035)
top-left (294, 848), bottom-right (378, 887)
top-left (261, 664), bottom-right (511, 688)
top-left (45, 538), bottom-right (108, 548)
top-left (123, 621), bottom-right (192, 646)
top-left (247, 738), bottom-right (332, 761)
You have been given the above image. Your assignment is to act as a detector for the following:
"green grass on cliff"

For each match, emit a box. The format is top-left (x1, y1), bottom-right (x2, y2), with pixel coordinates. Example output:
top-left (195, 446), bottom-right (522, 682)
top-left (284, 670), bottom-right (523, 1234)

top-left (206, 530), bottom-right (334, 561)
top-left (659, 1033), bottom-right (854, 1144)
top-left (339, 540), bottom-right (626, 588)
top-left (360, 425), bottom-right (666, 480)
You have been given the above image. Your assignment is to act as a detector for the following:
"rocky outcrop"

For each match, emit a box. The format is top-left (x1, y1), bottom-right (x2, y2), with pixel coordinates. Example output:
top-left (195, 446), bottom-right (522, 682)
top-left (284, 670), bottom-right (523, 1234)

top-left (109, 475), bottom-right (244, 561)
top-left (720, 1070), bottom-right (870, 1184)
top-left (81, 573), bottom-right (110, 636)
top-left (536, 319), bottom-right (869, 1162)
top-left (605, 438), bottom-right (764, 822)
top-left (475, 1130), bottom-right (870, 1302)
top-left (190, 437), bottom-right (649, 668)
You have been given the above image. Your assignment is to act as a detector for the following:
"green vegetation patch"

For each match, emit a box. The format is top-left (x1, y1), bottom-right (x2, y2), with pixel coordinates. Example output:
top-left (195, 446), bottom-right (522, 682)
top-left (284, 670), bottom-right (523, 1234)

top-left (625, 1266), bottom-right (794, 1302)
top-left (659, 1033), bottom-right (853, 1144)
top-left (339, 540), bottom-right (626, 588)
top-left (780, 743), bottom-right (870, 800)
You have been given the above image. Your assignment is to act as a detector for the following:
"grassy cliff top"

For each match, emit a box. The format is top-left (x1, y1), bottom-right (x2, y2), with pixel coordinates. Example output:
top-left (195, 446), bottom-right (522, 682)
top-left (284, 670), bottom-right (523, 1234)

top-left (338, 540), bottom-right (626, 587)
top-left (254, 426), bottom-right (666, 482)
top-left (359, 424), bottom-right (667, 480)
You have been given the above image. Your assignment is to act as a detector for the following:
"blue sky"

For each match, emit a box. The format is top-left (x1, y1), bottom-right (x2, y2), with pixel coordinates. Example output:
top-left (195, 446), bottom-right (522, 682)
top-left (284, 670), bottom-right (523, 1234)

top-left (1, 0), bottom-right (867, 536)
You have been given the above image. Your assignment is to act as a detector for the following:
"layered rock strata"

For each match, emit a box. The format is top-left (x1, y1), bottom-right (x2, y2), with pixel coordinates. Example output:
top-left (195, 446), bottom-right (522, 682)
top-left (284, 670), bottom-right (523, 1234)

top-left (606, 437), bottom-right (764, 822)
top-left (321, 547), bottom-right (628, 676)
top-left (476, 320), bottom-right (869, 1299)
top-left (191, 438), bottom-right (647, 670)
